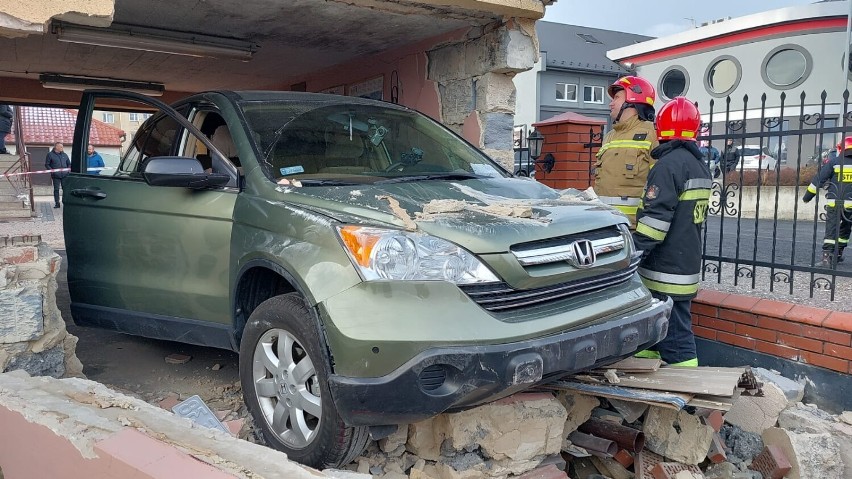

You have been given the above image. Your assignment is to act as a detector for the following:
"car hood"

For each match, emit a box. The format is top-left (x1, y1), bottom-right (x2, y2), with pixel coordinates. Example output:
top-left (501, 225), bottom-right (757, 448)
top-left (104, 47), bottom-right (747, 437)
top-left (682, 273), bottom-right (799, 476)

top-left (274, 177), bottom-right (624, 254)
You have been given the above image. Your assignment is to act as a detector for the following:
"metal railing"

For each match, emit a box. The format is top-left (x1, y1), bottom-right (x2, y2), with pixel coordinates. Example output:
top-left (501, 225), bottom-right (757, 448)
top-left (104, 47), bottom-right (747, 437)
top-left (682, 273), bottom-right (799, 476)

top-left (576, 90), bottom-right (852, 301)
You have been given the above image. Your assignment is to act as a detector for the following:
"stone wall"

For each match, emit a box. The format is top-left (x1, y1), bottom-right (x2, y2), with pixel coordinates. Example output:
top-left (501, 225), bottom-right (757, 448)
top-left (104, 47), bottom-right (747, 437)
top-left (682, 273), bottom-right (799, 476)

top-left (427, 18), bottom-right (537, 171)
top-left (0, 235), bottom-right (82, 378)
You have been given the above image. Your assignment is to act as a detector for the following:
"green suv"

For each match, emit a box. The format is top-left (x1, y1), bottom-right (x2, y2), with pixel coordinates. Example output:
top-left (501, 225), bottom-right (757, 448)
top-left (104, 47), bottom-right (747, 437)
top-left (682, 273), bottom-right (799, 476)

top-left (64, 90), bottom-right (671, 468)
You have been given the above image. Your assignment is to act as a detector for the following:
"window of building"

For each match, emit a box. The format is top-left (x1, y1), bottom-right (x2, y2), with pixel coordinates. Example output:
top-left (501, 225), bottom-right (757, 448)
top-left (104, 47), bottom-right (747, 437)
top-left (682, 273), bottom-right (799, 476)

top-left (762, 45), bottom-right (812, 89)
top-left (556, 83), bottom-right (578, 102)
top-left (102, 113), bottom-right (115, 123)
top-left (577, 33), bottom-right (601, 44)
top-left (583, 85), bottom-right (605, 104)
top-left (659, 66), bottom-right (689, 100)
top-left (705, 56), bottom-right (742, 97)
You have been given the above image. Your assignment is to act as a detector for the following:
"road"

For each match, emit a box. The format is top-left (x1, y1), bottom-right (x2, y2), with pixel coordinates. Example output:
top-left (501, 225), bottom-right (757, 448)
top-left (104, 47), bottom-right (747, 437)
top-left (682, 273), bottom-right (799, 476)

top-left (703, 216), bottom-right (852, 273)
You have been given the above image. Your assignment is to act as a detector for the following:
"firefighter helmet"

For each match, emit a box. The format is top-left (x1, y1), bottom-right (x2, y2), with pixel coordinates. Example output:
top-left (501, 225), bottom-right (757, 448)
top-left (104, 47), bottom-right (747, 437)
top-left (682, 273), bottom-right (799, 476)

top-left (656, 97), bottom-right (701, 141)
top-left (607, 76), bottom-right (656, 106)
top-left (843, 136), bottom-right (852, 155)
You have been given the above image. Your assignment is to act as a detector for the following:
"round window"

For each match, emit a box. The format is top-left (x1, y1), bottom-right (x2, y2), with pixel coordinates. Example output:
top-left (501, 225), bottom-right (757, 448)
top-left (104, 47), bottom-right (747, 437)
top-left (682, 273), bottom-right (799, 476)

top-left (765, 49), bottom-right (808, 87)
top-left (707, 58), bottom-right (739, 95)
top-left (660, 68), bottom-right (687, 99)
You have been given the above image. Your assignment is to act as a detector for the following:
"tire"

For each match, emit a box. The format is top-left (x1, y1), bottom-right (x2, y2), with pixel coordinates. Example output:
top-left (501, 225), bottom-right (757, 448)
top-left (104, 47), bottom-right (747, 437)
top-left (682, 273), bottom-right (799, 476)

top-left (239, 293), bottom-right (369, 468)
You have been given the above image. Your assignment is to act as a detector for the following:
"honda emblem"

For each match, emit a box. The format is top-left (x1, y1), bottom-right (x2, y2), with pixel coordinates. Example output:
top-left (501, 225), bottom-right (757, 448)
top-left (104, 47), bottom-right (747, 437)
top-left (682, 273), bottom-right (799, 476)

top-left (568, 240), bottom-right (596, 268)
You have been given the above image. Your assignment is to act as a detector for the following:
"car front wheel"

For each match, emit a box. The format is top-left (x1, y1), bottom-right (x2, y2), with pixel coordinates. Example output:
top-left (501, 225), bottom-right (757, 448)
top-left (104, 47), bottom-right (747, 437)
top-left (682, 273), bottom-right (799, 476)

top-left (239, 293), bottom-right (369, 468)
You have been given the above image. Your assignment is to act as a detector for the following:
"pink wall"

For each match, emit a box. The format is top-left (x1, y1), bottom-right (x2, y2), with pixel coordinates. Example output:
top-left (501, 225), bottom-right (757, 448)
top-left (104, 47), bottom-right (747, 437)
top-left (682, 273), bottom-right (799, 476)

top-left (0, 407), bottom-right (236, 478)
top-left (298, 29), bottom-right (468, 129)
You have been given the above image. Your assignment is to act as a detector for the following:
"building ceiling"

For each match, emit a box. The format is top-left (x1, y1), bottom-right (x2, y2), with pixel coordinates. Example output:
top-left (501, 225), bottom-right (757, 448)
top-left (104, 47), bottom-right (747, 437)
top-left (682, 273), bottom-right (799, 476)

top-left (0, 0), bottom-right (499, 97)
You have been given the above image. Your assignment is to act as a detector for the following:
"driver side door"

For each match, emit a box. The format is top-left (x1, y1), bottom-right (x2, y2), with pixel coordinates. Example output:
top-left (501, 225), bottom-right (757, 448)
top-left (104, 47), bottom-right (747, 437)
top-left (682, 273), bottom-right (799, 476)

top-left (63, 91), bottom-right (240, 349)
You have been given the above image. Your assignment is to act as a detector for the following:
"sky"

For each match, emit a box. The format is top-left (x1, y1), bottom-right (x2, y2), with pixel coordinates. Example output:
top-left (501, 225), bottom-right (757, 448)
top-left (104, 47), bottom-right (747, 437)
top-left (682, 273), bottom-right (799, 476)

top-left (543, 0), bottom-right (823, 38)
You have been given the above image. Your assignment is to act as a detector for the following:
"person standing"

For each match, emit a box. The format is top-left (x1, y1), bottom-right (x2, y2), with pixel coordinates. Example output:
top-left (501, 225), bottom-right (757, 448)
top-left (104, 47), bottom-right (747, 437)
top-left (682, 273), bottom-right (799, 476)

top-left (86, 144), bottom-right (105, 175)
top-left (45, 142), bottom-right (71, 208)
top-left (633, 97), bottom-right (712, 368)
top-left (699, 140), bottom-right (721, 178)
top-left (595, 76), bottom-right (658, 228)
top-left (0, 104), bottom-right (12, 154)
top-left (803, 135), bottom-right (852, 267)
top-left (722, 138), bottom-right (739, 174)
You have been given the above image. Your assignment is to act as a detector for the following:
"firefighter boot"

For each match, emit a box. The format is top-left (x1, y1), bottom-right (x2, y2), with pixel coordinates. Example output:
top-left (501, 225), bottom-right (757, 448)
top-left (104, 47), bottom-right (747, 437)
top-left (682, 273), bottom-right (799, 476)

top-left (822, 251), bottom-right (838, 268)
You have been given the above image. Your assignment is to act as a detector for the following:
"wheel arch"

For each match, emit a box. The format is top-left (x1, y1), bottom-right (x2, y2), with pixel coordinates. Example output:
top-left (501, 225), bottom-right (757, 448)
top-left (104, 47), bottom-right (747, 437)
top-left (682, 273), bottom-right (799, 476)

top-left (232, 258), bottom-right (315, 348)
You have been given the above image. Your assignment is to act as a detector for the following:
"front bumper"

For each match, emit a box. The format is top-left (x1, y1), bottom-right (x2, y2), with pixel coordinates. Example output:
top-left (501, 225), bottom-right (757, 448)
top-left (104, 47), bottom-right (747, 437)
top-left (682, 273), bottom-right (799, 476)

top-left (328, 296), bottom-right (671, 426)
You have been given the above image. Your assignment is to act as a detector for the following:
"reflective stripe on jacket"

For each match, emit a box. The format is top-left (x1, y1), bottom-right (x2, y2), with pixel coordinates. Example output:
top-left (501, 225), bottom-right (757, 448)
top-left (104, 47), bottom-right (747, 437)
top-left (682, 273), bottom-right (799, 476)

top-left (633, 140), bottom-right (712, 300)
top-left (804, 155), bottom-right (852, 206)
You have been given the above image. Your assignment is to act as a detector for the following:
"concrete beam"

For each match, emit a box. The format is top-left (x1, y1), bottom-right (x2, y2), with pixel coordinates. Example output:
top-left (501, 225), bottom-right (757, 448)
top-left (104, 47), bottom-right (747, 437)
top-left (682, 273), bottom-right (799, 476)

top-left (0, 77), bottom-right (192, 107)
top-left (0, 0), bottom-right (114, 38)
top-left (417, 0), bottom-right (545, 19)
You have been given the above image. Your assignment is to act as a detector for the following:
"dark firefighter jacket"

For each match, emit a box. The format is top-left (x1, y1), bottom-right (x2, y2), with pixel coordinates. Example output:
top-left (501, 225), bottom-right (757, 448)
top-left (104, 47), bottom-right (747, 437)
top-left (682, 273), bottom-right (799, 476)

top-left (633, 140), bottom-right (712, 300)
top-left (804, 151), bottom-right (852, 207)
top-left (594, 116), bottom-right (658, 223)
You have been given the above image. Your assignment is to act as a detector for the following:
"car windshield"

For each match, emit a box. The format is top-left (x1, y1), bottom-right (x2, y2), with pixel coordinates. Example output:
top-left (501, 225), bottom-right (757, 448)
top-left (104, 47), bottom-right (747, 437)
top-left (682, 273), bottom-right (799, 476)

top-left (239, 100), bottom-right (507, 185)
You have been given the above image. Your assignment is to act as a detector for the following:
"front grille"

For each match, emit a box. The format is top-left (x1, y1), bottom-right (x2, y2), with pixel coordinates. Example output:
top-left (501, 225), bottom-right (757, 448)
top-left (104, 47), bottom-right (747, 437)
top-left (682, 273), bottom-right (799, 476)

top-left (511, 226), bottom-right (625, 267)
top-left (460, 256), bottom-right (640, 312)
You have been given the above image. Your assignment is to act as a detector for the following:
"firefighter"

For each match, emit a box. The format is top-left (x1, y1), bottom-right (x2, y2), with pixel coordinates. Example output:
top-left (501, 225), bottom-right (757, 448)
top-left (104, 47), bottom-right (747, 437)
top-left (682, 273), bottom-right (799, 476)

top-left (633, 97), bottom-right (711, 368)
top-left (803, 135), bottom-right (852, 267)
top-left (595, 75), bottom-right (658, 228)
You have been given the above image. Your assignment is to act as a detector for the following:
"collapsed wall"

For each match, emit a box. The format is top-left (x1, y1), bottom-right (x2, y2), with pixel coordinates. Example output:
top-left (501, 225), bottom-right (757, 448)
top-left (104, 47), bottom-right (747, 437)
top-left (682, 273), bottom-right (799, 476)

top-left (0, 235), bottom-right (82, 378)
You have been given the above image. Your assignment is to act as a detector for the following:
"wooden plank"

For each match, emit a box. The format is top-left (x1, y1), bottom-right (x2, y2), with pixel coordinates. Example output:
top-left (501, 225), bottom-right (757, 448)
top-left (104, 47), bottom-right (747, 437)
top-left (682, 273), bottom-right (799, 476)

top-left (595, 357), bottom-right (662, 373)
top-left (546, 380), bottom-right (692, 410)
top-left (687, 395), bottom-right (735, 411)
top-left (592, 367), bottom-right (746, 397)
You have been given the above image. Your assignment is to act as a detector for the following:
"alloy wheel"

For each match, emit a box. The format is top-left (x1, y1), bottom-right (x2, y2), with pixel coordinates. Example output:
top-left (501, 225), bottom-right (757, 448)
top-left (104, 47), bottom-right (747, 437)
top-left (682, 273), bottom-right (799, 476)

top-left (251, 328), bottom-right (322, 448)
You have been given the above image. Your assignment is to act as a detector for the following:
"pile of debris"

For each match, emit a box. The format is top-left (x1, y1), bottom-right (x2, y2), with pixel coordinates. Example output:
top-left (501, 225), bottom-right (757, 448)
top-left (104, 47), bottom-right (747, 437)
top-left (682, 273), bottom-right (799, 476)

top-left (333, 359), bottom-right (852, 479)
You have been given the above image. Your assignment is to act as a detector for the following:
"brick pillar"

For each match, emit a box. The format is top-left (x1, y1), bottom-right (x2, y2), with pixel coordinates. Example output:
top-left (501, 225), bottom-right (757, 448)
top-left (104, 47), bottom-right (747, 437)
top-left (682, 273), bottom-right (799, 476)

top-left (531, 112), bottom-right (606, 190)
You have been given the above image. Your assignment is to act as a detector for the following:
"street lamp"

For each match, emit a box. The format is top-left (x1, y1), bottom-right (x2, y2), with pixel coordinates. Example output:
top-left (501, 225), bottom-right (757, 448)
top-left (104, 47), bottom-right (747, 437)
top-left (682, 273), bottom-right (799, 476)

top-left (528, 129), bottom-right (544, 160)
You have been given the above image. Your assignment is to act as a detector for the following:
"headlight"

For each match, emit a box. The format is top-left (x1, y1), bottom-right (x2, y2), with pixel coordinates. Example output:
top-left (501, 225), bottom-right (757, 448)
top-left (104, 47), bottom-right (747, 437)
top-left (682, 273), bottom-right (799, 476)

top-left (336, 225), bottom-right (499, 284)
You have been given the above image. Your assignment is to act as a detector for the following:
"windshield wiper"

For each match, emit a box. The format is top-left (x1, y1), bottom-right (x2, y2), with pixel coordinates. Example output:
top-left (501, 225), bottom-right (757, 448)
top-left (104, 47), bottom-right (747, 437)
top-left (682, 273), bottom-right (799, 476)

top-left (295, 179), bottom-right (362, 186)
top-left (374, 173), bottom-right (485, 184)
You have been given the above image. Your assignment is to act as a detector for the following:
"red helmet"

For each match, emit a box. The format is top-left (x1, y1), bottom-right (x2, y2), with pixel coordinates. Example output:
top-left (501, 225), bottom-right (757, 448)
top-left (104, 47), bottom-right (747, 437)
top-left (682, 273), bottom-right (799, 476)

top-left (842, 136), bottom-right (852, 155)
top-left (656, 97), bottom-right (701, 141)
top-left (608, 76), bottom-right (656, 107)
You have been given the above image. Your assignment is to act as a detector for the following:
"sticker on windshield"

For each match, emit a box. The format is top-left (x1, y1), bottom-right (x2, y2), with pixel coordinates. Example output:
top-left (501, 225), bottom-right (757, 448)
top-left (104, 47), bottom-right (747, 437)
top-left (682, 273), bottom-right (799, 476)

top-left (280, 166), bottom-right (305, 176)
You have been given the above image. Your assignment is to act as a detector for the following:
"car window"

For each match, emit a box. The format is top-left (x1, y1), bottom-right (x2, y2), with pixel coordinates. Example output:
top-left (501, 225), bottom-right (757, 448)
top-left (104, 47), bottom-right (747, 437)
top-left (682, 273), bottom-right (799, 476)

top-left (239, 100), bottom-right (507, 183)
top-left (116, 114), bottom-right (181, 178)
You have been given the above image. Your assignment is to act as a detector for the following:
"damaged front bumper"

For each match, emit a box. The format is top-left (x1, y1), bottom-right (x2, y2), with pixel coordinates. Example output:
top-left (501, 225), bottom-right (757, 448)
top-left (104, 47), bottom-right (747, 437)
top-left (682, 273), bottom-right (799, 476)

top-left (327, 296), bottom-right (672, 427)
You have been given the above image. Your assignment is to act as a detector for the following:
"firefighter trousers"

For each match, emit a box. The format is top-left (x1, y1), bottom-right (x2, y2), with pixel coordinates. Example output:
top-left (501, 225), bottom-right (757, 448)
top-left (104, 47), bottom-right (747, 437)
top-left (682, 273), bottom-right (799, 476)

top-left (648, 292), bottom-right (697, 366)
top-left (823, 206), bottom-right (851, 255)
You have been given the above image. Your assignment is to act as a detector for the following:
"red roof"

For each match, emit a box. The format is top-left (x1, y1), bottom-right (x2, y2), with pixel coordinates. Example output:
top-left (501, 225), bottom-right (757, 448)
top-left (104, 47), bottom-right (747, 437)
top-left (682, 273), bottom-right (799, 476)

top-left (8, 107), bottom-right (125, 147)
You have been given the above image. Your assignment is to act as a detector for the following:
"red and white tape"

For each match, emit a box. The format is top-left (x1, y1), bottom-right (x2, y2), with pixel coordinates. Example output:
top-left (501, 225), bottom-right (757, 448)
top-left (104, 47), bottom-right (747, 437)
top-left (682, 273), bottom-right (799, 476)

top-left (1, 167), bottom-right (114, 178)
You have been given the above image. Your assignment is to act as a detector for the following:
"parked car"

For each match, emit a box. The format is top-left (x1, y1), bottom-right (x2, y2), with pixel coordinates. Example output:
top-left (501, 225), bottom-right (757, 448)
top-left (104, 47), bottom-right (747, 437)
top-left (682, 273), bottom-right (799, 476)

top-left (64, 90), bottom-right (671, 469)
top-left (736, 145), bottom-right (777, 170)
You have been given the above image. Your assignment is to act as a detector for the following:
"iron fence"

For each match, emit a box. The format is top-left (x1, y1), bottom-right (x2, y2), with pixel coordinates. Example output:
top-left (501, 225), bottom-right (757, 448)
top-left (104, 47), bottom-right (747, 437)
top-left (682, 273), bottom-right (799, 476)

top-left (697, 90), bottom-right (852, 301)
top-left (577, 90), bottom-right (852, 301)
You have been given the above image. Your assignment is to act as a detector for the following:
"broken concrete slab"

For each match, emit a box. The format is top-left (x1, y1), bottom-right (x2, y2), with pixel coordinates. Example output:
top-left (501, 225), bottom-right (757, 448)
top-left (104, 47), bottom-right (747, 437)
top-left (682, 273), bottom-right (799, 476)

top-left (762, 426), bottom-right (845, 479)
top-left (380, 424), bottom-right (409, 453)
top-left (557, 391), bottom-right (599, 448)
top-left (777, 402), bottom-right (836, 434)
top-left (408, 417), bottom-right (446, 461)
top-left (752, 368), bottom-right (804, 405)
top-left (723, 381), bottom-right (787, 435)
top-left (643, 407), bottom-right (714, 465)
top-left (0, 371), bottom-right (324, 478)
top-left (435, 393), bottom-right (567, 475)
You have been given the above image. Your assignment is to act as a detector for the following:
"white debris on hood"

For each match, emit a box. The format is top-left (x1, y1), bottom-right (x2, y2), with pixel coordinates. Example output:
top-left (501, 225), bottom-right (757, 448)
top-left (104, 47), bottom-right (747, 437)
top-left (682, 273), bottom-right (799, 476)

top-left (376, 195), bottom-right (417, 231)
top-left (349, 190), bottom-right (363, 197)
top-left (421, 199), bottom-right (466, 215)
top-left (417, 199), bottom-right (541, 222)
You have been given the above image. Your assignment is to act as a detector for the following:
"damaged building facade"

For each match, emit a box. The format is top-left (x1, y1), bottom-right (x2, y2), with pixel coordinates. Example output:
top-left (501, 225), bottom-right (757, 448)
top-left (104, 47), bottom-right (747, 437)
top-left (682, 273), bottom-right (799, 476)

top-left (0, 0), bottom-right (549, 170)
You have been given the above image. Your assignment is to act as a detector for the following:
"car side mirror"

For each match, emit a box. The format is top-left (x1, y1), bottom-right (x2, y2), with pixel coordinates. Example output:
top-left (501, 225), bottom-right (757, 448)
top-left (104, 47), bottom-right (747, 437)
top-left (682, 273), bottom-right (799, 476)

top-left (141, 156), bottom-right (230, 189)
